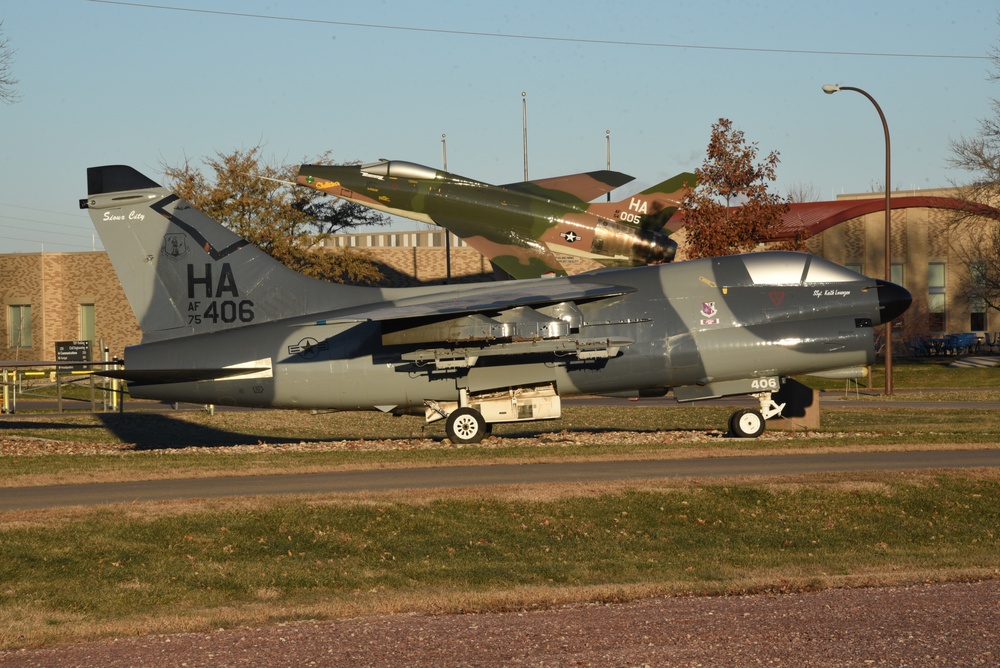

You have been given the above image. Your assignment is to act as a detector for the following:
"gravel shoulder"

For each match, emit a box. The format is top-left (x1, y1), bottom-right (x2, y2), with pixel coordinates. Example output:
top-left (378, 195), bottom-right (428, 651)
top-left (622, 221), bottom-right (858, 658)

top-left (2, 580), bottom-right (997, 667)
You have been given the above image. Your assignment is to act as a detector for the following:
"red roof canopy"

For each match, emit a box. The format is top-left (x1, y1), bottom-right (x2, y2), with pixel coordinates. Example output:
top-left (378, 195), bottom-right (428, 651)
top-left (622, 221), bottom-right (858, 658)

top-left (669, 196), bottom-right (1000, 241)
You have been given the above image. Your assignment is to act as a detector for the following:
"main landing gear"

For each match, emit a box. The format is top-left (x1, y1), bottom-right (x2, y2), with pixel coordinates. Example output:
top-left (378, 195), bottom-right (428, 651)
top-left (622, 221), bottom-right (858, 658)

top-left (427, 383), bottom-right (559, 445)
top-left (445, 407), bottom-right (492, 444)
top-left (727, 392), bottom-right (785, 439)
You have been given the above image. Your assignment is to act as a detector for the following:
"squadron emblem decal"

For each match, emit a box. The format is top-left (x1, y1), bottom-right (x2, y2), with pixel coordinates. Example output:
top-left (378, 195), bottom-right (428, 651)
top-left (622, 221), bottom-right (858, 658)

top-left (162, 233), bottom-right (189, 260)
top-left (700, 301), bottom-right (719, 325)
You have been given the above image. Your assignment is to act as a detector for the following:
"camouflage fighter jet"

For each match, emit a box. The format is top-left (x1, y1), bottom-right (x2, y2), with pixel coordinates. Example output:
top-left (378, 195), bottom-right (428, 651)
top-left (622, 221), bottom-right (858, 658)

top-left (296, 160), bottom-right (694, 279)
top-left (81, 165), bottom-right (910, 441)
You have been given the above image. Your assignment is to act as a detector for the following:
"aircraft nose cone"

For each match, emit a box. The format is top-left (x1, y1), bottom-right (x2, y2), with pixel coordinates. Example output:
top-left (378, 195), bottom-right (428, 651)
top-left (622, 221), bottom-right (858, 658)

top-left (875, 279), bottom-right (911, 324)
top-left (647, 237), bottom-right (677, 264)
top-left (656, 239), bottom-right (677, 262)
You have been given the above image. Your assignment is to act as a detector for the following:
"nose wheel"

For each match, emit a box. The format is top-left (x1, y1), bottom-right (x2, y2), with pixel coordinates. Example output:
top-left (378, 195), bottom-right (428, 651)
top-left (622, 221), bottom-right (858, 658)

top-left (728, 392), bottom-right (785, 439)
top-left (728, 408), bottom-right (765, 438)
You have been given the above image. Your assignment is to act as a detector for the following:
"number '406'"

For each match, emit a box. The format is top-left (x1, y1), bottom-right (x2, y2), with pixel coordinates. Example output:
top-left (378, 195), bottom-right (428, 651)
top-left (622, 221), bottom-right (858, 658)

top-left (201, 299), bottom-right (254, 324)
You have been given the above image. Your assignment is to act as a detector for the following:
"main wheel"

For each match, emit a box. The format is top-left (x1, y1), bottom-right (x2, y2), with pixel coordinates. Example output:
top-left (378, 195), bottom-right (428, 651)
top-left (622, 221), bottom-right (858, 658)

top-left (445, 407), bottom-right (488, 444)
top-left (729, 408), bottom-right (766, 439)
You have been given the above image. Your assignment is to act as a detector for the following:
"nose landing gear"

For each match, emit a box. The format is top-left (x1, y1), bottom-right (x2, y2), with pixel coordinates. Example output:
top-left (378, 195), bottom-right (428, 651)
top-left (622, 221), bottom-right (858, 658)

top-left (728, 392), bottom-right (785, 439)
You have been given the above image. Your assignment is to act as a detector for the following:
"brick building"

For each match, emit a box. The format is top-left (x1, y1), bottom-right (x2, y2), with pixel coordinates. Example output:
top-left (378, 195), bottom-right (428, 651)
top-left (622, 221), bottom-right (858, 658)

top-left (1, 252), bottom-right (139, 361)
top-left (317, 229), bottom-right (603, 287)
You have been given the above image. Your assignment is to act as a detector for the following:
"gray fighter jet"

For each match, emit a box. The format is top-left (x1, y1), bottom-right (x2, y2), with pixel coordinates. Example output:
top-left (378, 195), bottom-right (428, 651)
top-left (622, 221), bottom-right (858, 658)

top-left (80, 166), bottom-right (910, 441)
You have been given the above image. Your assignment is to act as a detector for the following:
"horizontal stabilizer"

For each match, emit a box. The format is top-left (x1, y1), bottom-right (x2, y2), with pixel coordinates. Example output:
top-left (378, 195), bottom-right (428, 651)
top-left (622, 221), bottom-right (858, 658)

top-left (98, 359), bottom-right (272, 386)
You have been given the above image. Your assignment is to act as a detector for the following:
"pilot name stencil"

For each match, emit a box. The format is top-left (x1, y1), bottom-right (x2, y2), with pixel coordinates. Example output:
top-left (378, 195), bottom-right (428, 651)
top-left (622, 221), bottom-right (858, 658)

top-left (813, 289), bottom-right (852, 298)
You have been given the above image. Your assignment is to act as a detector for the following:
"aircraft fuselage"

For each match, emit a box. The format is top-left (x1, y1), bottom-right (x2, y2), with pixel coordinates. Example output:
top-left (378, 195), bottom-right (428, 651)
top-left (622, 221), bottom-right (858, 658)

top-left (83, 164), bottom-right (909, 440)
top-left (122, 255), bottom-right (889, 411)
top-left (300, 162), bottom-right (677, 271)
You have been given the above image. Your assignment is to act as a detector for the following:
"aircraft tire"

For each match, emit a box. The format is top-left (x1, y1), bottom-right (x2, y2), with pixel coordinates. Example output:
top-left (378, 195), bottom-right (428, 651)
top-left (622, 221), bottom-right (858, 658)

top-left (446, 407), bottom-right (488, 444)
top-left (729, 408), bottom-right (766, 439)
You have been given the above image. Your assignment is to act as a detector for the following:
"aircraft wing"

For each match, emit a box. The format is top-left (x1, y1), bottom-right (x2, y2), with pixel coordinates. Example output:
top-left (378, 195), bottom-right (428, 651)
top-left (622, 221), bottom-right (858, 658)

top-left (500, 170), bottom-right (635, 204)
top-left (110, 283), bottom-right (633, 386)
top-left (302, 280), bottom-right (634, 326)
top-left (430, 212), bottom-right (572, 279)
top-left (302, 279), bottom-right (638, 367)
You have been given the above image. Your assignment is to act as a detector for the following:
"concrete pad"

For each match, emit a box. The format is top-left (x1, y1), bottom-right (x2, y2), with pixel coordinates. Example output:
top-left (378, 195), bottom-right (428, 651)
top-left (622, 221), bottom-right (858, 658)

top-left (947, 356), bottom-right (1000, 368)
top-left (768, 378), bottom-right (820, 431)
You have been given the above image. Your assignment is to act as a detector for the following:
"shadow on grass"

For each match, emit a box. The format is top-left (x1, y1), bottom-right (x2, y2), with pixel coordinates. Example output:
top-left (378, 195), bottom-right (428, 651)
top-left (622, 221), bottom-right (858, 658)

top-left (93, 413), bottom-right (303, 450)
top-left (3, 404), bottom-right (725, 451)
top-left (0, 415), bottom-right (109, 434)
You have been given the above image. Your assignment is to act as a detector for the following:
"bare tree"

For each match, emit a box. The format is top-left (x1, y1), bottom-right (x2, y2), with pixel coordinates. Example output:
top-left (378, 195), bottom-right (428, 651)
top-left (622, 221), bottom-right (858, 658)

top-left (0, 20), bottom-right (19, 104)
top-left (947, 13), bottom-right (1000, 315)
top-left (786, 181), bottom-right (822, 203)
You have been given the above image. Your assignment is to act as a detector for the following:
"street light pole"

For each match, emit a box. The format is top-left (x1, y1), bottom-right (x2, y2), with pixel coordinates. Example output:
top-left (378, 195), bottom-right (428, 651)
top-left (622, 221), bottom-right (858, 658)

top-left (521, 92), bottom-right (529, 181)
top-left (823, 83), bottom-right (893, 396)
top-left (441, 133), bottom-right (451, 283)
top-left (605, 129), bottom-right (611, 202)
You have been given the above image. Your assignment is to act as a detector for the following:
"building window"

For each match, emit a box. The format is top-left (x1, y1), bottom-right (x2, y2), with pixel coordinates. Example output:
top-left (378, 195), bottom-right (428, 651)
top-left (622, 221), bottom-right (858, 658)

top-left (80, 304), bottom-right (96, 344)
top-left (928, 262), bottom-right (946, 332)
top-left (845, 263), bottom-right (863, 276)
top-left (971, 304), bottom-right (987, 332)
top-left (891, 263), bottom-right (904, 286)
top-left (8, 304), bottom-right (32, 348)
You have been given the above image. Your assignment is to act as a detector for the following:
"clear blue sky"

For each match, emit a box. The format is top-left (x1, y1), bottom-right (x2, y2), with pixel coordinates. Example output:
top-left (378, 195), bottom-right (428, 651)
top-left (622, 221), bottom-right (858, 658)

top-left (1, 0), bottom-right (996, 252)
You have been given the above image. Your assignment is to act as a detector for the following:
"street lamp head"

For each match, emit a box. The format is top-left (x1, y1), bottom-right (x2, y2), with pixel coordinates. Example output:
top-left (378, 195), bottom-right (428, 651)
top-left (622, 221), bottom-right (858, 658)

top-left (822, 84), bottom-right (841, 94)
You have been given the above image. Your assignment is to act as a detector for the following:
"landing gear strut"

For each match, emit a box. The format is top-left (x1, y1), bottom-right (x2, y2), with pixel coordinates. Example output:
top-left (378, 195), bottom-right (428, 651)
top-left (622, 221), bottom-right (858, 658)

top-left (727, 392), bottom-right (785, 439)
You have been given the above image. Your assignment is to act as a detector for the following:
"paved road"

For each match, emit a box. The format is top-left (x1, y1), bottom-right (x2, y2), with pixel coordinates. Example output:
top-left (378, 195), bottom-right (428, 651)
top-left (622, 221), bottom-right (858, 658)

top-left (3, 449), bottom-right (998, 511)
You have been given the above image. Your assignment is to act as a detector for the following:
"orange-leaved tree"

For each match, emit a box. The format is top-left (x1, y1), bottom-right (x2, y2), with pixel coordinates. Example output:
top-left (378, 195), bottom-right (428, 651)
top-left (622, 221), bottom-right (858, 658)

top-left (680, 118), bottom-right (791, 259)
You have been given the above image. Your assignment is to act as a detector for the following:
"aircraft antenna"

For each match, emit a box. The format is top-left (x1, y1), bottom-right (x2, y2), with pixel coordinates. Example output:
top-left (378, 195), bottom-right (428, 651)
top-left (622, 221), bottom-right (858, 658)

top-left (442, 133), bottom-right (452, 283)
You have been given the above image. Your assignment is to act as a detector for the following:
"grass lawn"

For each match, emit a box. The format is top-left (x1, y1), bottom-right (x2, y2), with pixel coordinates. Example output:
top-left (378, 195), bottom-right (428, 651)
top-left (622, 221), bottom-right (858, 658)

top-left (0, 358), bottom-right (998, 648)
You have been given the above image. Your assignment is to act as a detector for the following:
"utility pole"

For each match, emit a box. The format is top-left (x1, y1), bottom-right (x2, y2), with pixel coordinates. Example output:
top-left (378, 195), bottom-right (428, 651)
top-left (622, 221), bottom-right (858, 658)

top-left (522, 92), bottom-right (528, 181)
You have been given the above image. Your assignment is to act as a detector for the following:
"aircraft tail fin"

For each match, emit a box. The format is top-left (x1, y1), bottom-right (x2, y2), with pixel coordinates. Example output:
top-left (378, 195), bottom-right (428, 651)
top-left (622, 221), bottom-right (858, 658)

top-left (81, 165), bottom-right (374, 342)
top-left (587, 171), bottom-right (696, 232)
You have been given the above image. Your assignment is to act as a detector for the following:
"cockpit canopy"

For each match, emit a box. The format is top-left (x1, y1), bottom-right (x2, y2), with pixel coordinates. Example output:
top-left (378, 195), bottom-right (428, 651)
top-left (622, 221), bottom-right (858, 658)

top-left (739, 252), bottom-right (866, 286)
top-left (360, 160), bottom-right (442, 181)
